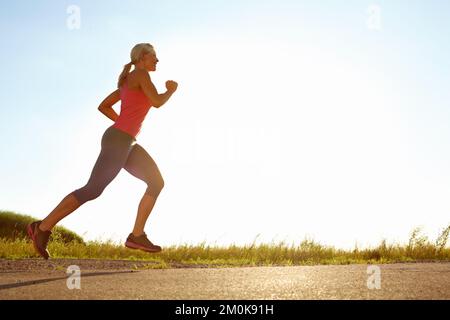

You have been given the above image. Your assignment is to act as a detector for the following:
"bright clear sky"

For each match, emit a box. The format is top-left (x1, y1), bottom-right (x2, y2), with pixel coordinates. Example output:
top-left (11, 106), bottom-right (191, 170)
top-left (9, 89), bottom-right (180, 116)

top-left (1, 0), bottom-right (450, 249)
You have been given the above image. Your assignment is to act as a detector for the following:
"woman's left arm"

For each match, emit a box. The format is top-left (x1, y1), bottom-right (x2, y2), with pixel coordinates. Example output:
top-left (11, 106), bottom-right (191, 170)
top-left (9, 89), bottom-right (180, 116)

top-left (98, 89), bottom-right (120, 122)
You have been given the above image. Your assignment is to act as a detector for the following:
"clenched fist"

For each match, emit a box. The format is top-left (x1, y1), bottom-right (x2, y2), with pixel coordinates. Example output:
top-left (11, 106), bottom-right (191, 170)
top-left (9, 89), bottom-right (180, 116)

top-left (166, 80), bottom-right (178, 93)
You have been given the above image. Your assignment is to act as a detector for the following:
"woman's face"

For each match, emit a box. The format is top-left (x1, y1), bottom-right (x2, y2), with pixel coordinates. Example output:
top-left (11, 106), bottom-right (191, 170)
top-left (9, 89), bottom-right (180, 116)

top-left (141, 50), bottom-right (159, 72)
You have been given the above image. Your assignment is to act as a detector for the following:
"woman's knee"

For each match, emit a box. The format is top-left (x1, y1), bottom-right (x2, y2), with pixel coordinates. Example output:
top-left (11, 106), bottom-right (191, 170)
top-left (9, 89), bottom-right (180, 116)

top-left (73, 185), bottom-right (105, 204)
top-left (145, 178), bottom-right (164, 197)
top-left (86, 189), bottom-right (104, 201)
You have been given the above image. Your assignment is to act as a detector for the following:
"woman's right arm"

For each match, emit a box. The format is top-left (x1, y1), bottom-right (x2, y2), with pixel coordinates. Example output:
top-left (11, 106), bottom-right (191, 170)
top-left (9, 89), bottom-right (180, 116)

top-left (98, 89), bottom-right (120, 122)
top-left (138, 70), bottom-right (177, 108)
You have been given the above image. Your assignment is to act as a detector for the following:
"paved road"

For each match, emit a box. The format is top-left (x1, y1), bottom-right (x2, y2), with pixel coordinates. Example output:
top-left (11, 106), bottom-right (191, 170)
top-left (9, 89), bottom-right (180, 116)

top-left (0, 259), bottom-right (449, 299)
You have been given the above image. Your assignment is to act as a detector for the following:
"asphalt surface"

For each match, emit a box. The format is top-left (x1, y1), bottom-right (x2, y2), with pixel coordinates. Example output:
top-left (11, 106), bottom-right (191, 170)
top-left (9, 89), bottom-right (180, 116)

top-left (0, 259), bottom-right (449, 299)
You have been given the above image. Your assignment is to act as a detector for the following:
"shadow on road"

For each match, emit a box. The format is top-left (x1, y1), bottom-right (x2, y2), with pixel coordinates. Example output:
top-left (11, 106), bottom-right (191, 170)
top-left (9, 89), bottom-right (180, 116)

top-left (0, 271), bottom-right (135, 291)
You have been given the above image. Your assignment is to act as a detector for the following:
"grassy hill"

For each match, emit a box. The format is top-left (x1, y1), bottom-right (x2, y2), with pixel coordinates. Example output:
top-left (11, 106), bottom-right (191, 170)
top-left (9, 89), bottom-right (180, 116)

top-left (0, 210), bottom-right (449, 268)
top-left (0, 210), bottom-right (84, 244)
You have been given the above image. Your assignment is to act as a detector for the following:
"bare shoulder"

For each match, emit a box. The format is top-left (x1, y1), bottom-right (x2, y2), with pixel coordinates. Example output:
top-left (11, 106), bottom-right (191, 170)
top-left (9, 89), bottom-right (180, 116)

top-left (133, 68), bottom-right (150, 79)
top-left (127, 69), bottom-right (149, 89)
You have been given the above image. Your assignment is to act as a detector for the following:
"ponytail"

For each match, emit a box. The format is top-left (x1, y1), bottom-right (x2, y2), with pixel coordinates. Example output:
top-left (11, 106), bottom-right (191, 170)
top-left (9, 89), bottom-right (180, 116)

top-left (117, 62), bottom-right (133, 88)
top-left (118, 43), bottom-right (155, 88)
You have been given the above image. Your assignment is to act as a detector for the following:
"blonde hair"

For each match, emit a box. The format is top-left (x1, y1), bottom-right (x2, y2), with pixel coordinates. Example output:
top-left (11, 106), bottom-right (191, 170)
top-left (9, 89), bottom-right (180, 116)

top-left (117, 43), bottom-right (155, 88)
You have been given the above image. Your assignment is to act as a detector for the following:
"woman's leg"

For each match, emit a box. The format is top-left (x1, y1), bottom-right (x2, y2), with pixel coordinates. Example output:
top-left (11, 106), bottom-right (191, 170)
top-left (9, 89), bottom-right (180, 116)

top-left (123, 143), bottom-right (165, 236)
top-left (39, 127), bottom-right (135, 231)
top-left (38, 193), bottom-right (81, 231)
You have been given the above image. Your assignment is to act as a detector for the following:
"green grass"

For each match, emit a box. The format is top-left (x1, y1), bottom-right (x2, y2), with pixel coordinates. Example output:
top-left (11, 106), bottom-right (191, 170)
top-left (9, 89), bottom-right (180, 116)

top-left (0, 210), bottom-right (84, 244)
top-left (1, 210), bottom-right (449, 268)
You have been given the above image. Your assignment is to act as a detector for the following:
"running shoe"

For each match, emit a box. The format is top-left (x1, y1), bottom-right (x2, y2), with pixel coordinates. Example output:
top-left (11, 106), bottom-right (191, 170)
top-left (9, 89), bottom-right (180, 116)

top-left (27, 221), bottom-right (51, 260)
top-left (125, 232), bottom-right (162, 253)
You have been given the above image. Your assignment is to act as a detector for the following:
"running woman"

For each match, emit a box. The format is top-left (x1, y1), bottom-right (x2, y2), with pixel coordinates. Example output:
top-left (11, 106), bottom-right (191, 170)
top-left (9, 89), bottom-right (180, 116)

top-left (27, 43), bottom-right (178, 259)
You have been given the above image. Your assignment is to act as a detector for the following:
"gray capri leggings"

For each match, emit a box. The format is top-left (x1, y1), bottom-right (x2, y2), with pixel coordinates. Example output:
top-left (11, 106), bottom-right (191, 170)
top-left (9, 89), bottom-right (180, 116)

top-left (71, 125), bottom-right (164, 205)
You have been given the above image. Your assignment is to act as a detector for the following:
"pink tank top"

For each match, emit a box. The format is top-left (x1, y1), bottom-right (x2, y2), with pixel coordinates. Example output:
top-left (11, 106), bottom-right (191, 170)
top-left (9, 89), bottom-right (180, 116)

top-left (112, 80), bottom-right (153, 138)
